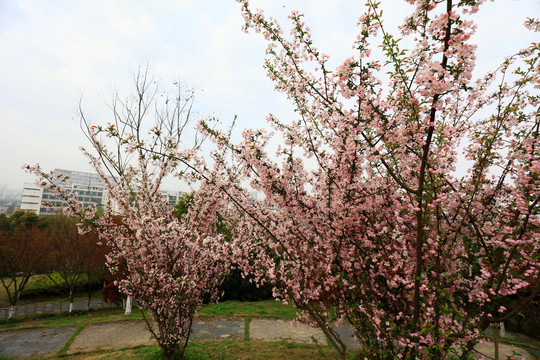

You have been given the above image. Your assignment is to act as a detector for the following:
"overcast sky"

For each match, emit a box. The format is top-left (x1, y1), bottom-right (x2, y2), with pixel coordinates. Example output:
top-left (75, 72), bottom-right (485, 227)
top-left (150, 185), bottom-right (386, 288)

top-left (0, 0), bottom-right (538, 191)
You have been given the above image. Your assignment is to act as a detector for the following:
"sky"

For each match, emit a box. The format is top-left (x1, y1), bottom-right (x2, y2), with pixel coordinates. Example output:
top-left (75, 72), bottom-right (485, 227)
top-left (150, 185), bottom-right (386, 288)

top-left (0, 0), bottom-right (538, 192)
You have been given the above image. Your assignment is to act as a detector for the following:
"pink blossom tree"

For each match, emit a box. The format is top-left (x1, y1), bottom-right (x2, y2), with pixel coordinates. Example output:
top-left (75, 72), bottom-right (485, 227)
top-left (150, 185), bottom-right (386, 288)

top-left (200, 1), bottom-right (539, 358)
top-left (27, 68), bottom-right (231, 360)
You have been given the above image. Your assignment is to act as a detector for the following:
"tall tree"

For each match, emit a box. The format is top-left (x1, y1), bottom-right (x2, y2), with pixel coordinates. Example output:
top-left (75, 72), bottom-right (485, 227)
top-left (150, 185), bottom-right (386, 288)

top-left (42, 215), bottom-right (103, 313)
top-left (27, 67), bottom-right (231, 360)
top-left (82, 229), bottom-right (108, 310)
top-left (200, 1), bottom-right (540, 359)
top-left (0, 211), bottom-right (48, 319)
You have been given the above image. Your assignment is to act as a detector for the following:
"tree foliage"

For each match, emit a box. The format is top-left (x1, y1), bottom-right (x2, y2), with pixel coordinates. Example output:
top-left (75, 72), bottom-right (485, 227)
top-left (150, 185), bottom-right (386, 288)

top-left (41, 215), bottom-right (105, 312)
top-left (198, 1), bottom-right (540, 358)
top-left (0, 211), bottom-right (49, 318)
top-left (22, 2), bottom-right (540, 359)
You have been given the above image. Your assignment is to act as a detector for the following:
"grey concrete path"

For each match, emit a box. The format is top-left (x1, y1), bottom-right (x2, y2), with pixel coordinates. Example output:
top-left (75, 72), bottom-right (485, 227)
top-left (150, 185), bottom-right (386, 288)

top-left (0, 299), bottom-right (116, 319)
top-left (0, 318), bottom-right (538, 359)
top-left (66, 318), bottom-right (247, 354)
top-left (0, 325), bottom-right (77, 359)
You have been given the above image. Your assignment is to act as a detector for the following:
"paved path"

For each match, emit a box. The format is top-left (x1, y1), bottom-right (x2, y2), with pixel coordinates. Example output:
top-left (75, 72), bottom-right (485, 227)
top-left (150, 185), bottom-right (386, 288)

top-left (0, 299), bottom-right (116, 319)
top-left (0, 326), bottom-right (77, 359)
top-left (1, 318), bottom-right (538, 359)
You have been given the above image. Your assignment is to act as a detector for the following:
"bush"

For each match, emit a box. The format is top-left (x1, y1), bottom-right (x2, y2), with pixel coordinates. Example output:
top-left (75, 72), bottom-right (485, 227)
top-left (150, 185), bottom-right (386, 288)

top-left (102, 281), bottom-right (125, 306)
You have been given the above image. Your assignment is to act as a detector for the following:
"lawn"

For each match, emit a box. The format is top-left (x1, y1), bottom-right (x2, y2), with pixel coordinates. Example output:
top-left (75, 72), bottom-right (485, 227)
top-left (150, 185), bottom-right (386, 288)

top-left (198, 300), bottom-right (298, 319)
top-left (38, 341), bottom-right (344, 360)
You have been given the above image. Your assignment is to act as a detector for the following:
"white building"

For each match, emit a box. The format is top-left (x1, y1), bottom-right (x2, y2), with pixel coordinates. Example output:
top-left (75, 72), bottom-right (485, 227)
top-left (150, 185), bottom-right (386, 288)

top-left (19, 183), bottom-right (44, 214)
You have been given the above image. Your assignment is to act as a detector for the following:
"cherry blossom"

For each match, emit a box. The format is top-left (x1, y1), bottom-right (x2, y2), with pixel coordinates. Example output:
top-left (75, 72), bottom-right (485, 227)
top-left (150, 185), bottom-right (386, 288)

top-left (200, 1), bottom-right (540, 358)
top-left (26, 71), bottom-right (231, 360)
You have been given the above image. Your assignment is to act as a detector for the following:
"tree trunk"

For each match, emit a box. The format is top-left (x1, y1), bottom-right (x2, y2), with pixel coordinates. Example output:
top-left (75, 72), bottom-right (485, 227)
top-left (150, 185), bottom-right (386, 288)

top-left (69, 290), bottom-right (74, 313)
top-left (161, 344), bottom-right (183, 360)
top-left (492, 323), bottom-right (499, 360)
top-left (7, 305), bottom-right (16, 319)
top-left (125, 295), bottom-right (132, 315)
top-left (87, 288), bottom-right (93, 310)
top-left (7, 290), bottom-right (22, 319)
top-left (499, 322), bottom-right (505, 338)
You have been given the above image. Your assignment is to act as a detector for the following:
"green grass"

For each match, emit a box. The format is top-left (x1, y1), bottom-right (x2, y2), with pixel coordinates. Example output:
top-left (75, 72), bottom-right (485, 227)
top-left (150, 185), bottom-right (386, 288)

top-left (199, 300), bottom-right (298, 319)
top-left (243, 317), bottom-right (251, 342)
top-left (57, 324), bottom-right (85, 355)
top-left (44, 341), bottom-right (345, 360)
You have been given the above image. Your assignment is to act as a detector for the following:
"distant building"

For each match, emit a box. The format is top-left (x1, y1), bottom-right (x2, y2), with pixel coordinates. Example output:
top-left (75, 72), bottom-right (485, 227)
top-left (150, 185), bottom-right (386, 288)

top-left (20, 168), bottom-right (182, 215)
top-left (20, 169), bottom-right (108, 215)
top-left (20, 183), bottom-right (44, 214)
top-left (160, 189), bottom-right (183, 206)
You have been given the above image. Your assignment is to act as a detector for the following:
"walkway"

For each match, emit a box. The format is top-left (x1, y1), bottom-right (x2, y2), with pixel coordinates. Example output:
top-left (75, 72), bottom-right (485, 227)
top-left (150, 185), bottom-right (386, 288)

top-left (0, 299), bottom-right (116, 319)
